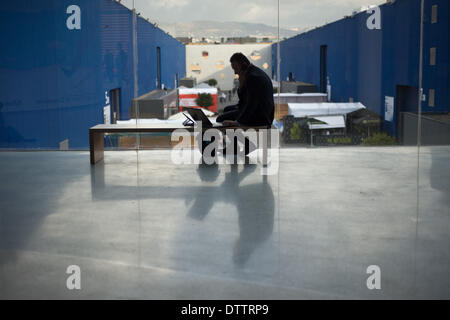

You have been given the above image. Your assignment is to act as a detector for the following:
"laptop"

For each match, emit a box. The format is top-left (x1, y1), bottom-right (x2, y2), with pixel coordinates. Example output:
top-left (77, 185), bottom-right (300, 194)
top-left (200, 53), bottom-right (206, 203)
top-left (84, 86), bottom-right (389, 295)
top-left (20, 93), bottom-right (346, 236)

top-left (183, 107), bottom-right (225, 128)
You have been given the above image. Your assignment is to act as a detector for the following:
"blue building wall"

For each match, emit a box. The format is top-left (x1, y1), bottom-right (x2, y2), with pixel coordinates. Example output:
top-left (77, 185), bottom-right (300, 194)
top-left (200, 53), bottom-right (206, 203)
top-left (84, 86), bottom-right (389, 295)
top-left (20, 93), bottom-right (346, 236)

top-left (136, 18), bottom-right (185, 95)
top-left (274, 0), bottom-right (449, 137)
top-left (0, 0), bottom-right (186, 149)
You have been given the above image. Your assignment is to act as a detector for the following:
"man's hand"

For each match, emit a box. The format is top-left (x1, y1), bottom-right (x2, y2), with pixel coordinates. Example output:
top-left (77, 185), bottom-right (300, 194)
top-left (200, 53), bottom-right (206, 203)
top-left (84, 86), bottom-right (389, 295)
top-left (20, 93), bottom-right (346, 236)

top-left (223, 120), bottom-right (239, 126)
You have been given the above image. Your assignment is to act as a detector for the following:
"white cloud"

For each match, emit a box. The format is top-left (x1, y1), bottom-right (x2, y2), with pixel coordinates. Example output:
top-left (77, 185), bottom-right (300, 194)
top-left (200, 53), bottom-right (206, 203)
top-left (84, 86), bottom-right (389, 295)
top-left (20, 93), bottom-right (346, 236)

top-left (123, 0), bottom-right (387, 28)
top-left (150, 0), bottom-right (189, 9)
top-left (240, 3), bottom-right (276, 24)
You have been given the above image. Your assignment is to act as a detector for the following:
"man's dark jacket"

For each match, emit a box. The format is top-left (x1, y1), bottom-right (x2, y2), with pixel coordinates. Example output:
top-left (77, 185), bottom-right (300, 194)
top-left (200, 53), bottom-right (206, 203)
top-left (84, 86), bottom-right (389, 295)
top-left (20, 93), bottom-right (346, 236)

top-left (236, 65), bottom-right (274, 126)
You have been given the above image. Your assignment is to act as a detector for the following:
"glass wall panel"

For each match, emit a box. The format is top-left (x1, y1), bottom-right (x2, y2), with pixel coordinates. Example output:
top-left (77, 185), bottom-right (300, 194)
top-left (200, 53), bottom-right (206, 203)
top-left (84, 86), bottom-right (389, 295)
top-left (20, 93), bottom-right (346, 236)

top-left (0, 0), bottom-right (448, 300)
top-left (275, 0), bottom-right (448, 298)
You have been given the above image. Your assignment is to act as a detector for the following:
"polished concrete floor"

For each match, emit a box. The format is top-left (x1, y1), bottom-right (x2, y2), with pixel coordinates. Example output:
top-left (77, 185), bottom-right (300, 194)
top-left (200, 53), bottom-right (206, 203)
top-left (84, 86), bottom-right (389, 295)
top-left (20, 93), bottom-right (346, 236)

top-left (0, 146), bottom-right (449, 299)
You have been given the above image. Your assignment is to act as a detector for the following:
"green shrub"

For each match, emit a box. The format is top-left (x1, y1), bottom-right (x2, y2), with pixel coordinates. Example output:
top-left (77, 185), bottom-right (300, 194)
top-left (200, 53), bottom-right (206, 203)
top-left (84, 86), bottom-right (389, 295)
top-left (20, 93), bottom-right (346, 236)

top-left (327, 137), bottom-right (352, 144)
top-left (290, 123), bottom-right (302, 140)
top-left (362, 132), bottom-right (396, 145)
top-left (207, 78), bottom-right (217, 87)
top-left (195, 93), bottom-right (214, 110)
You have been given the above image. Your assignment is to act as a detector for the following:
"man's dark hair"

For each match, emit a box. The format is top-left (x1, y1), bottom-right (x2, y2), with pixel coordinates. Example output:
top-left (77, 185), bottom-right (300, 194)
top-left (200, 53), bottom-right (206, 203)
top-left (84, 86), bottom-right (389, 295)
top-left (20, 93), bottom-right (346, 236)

top-left (230, 53), bottom-right (251, 70)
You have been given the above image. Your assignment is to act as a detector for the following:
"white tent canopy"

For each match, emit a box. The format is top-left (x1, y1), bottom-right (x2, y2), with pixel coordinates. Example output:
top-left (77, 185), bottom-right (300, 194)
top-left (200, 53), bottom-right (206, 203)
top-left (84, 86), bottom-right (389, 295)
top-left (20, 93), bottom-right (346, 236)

top-left (288, 102), bottom-right (365, 118)
top-left (273, 93), bottom-right (328, 97)
top-left (196, 82), bottom-right (213, 89)
top-left (179, 87), bottom-right (217, 94)
top-left (308, 115), bottom-right (346, 130)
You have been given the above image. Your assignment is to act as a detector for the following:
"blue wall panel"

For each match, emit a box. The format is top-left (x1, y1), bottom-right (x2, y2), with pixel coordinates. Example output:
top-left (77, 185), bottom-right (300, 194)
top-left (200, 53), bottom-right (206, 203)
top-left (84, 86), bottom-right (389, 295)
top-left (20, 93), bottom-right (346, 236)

top-left (274, 0), bottom-right (449, 137)
top-left (0, 0), bottom-right (185, 149)
top-left (422, 0), bottom-right (449, 114)
top-left (136, 18), bottom-right (186, 96)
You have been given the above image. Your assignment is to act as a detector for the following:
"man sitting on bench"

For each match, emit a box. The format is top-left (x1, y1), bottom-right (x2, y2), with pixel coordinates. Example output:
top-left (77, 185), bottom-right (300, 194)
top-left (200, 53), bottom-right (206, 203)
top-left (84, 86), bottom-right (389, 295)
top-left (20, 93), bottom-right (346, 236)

top-left (216, 52), bottom-right (275, 155)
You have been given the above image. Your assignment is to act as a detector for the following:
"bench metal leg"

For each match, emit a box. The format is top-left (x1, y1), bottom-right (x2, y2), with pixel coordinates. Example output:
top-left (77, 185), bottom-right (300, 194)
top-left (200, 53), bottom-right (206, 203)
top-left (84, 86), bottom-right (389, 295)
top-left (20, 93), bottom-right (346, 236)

top-left (90, 130), bottom-right (104, 164)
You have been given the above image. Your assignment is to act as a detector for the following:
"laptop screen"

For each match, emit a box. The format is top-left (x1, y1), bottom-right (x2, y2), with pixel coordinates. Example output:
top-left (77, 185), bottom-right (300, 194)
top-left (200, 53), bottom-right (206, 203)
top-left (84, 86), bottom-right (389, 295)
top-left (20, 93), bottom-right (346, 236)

top-left (182, 112), bottom-right (195, 123)
top-left (185, 108), bottom-right (212, 126)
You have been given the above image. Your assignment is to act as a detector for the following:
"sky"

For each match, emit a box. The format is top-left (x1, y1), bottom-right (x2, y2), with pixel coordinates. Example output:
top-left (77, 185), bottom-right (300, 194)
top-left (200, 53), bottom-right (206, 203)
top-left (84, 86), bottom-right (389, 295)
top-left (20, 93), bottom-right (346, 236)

top-left (120, 0), bottom-right (387, 29)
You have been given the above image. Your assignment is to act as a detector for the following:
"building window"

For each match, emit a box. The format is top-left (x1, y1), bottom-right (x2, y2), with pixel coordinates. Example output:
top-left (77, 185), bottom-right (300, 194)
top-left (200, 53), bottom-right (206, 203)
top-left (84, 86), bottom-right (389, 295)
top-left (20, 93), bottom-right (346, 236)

top-left (250, 51), bottom-right (261, 61)
top-left (430, 47), bottom-right (436, 66)
top-left (215, 60), bottom-right (225, 70)
top-left (431, 5), bottom-right (438, 24)
top-left (156, 47), bottom-right (161, 89)
top-left (190, 64), bottom-right (201, 74)
top-left (202, 51), bottom-right (209, 58)
top-left (110, 88), bottom-right (121, 124)
top-left (428, 89), bottom-right (435, 107)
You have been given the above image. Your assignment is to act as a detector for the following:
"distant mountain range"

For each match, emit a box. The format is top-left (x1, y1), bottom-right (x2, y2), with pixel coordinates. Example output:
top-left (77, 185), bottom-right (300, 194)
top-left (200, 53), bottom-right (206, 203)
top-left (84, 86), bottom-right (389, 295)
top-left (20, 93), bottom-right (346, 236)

top-left (158, 21), bottom-right (308, 41)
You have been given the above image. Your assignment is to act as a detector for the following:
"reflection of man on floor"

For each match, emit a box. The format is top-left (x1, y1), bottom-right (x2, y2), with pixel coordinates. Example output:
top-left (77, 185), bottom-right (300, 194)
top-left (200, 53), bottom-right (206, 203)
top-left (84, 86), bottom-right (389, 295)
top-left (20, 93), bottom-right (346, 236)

top-left (188, 160), bottom-right (274, 267)
top-left (232, 172), bottom-right (274, 267)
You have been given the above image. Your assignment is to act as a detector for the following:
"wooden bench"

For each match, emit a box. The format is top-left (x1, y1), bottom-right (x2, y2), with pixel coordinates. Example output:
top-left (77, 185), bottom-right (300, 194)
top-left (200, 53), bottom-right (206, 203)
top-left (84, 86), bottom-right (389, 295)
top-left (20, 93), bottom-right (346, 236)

top-left (89, 123), bottom-right (270, 165)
